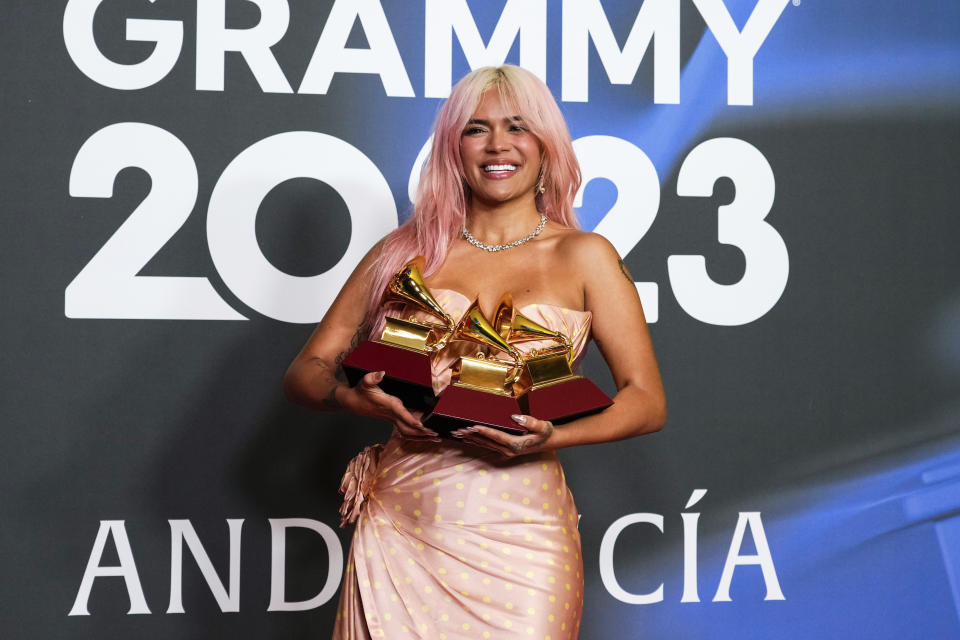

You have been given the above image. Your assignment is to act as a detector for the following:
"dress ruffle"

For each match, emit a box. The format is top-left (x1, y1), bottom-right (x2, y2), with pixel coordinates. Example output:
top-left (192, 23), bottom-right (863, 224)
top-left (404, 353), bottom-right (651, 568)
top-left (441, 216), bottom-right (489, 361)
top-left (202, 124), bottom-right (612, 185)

top-left (338, 444), bottom-right (383, 527)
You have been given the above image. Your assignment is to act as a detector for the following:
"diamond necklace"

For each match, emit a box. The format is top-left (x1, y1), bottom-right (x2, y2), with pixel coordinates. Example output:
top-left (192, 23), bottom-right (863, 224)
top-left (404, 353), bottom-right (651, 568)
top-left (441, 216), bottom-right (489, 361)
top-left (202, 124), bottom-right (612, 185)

top-left (462, 213), bottom-right (547, 252)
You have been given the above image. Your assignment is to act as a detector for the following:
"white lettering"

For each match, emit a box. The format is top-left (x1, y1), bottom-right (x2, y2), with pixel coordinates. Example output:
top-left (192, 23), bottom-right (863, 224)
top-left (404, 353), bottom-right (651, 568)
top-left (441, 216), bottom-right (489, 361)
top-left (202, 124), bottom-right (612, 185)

top-left (69, 521), bottom-right (150, 616)
top-left (599, 513), bottom-right (664, 604)
top-left (681, 489), bottom-right (708, 602)
top-left (424, 0), bottom-right (546, 98)
top-left (692, 0), bottom-right (790, 105)
top-left (669, 137), bottom-right (788, 326)
top-left (63, 0), bottom-right (183, 90)
top-left (268, 518), bottom-right (344, 611)
top-left (167, 519), bottom-right (244, 613)
top-left (562, 0), bottom-right (679, 103)
top-left (714, 512), bottom-right (785, 601)
top-left (300, 0), bottom-right (413, 96)
top-left (196, 0), bottom-right (292, 92)
top-left (206, 131), bottom-right (397, 323)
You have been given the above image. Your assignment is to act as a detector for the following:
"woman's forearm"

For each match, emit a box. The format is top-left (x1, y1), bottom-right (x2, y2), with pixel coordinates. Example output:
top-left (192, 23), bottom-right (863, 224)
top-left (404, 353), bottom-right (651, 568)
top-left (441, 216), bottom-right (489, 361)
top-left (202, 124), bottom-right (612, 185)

top-left (283, 357), bottom-right (348, 411)
top-left (545, 383), bottom-right (666, 450)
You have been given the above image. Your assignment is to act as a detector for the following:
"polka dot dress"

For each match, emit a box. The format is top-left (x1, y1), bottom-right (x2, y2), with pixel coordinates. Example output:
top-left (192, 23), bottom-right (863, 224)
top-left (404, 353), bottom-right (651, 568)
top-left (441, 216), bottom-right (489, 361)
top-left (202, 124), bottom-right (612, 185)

top-left (333, 291), bottom-right (592, 640)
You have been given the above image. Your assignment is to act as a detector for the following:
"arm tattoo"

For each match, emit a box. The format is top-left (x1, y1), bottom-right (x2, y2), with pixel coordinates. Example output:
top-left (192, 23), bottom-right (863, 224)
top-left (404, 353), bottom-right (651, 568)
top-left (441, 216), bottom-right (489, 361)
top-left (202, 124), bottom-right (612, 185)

top-left (322, 383), bottom-right (341, 408)
top-left (334, 321), bottom-right (368, 367)
top-left (618, 258), bottom-right (633, 283)
top-left (320, 321), bottom-right (368, 408)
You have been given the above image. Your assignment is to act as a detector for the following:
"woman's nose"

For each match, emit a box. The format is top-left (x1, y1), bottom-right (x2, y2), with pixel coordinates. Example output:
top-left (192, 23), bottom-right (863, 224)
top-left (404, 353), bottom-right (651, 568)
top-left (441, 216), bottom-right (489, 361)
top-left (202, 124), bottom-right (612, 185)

top-left (486, 127), bottom-right (509, 152)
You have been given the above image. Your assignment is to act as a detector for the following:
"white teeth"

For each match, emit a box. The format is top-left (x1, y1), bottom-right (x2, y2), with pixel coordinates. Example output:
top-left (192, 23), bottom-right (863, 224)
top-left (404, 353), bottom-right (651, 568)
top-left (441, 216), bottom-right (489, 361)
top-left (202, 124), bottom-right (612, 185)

top-left (484, 164), bottom-right (517, 172)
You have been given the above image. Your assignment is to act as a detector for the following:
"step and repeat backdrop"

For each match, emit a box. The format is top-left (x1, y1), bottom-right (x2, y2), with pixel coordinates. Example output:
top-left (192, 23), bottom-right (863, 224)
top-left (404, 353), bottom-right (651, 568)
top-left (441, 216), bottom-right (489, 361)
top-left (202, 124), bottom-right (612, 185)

top-left (3, 1), bottom-right (959, 638)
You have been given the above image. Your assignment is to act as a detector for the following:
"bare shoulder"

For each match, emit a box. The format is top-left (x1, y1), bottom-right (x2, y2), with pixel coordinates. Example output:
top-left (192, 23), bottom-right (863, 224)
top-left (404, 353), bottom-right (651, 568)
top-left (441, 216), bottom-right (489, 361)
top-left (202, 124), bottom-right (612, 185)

top-left (554, 229), bottom-right (620, 264)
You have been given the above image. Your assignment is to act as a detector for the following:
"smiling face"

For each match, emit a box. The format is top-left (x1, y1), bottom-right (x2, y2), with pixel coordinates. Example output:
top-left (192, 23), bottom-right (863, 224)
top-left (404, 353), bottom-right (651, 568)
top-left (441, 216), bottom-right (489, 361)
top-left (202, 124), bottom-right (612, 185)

top-left (459, 90), bottom-right (543, 211)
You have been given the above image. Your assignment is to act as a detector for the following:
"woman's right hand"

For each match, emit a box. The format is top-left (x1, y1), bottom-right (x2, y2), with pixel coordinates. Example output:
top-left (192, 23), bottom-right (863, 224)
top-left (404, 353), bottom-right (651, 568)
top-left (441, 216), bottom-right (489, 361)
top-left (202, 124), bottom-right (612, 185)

top-left (340, 371), bottom-right (441, 443)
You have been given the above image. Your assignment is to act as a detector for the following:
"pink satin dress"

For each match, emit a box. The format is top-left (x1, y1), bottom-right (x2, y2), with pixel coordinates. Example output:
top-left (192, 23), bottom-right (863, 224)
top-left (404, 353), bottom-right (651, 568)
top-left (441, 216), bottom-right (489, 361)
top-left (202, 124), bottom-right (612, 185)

top-left (333, 290), bottom-right (591, 640)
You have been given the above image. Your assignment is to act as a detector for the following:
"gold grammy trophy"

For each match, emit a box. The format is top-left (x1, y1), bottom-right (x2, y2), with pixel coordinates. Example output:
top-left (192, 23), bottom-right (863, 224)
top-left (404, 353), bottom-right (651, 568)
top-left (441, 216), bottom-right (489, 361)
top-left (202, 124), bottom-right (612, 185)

top-left (423, 298), bottom-right (530, 434)
top-left (496, 295), bottom-right (613, 424)
top-left (341, 257), bottom-right (456, 411)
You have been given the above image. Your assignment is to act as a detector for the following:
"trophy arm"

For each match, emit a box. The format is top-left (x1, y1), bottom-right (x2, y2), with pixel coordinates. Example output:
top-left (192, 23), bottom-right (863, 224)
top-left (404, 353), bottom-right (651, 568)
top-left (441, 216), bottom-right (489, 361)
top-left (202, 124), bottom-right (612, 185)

top-left (505, 345), bottom-right (525, 386)
top-left (424, 314), bottom-right (458, 353)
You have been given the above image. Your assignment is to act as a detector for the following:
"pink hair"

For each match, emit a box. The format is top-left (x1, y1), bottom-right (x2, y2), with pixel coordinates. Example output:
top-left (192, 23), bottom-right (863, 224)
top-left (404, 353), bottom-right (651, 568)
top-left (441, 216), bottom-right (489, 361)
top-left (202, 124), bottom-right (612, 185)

top-left (363, 65), bottom-right (582, 335)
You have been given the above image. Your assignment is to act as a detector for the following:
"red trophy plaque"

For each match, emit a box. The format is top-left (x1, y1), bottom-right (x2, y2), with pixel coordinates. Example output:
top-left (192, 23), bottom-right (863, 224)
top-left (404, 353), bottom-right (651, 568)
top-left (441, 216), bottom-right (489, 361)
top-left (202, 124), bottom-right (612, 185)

top-left (340, 257), bottom-right (455, 412)
top-left (496, 298), bottom-right (613, 424)
top-left (423, 298), bottom-right (529, 435)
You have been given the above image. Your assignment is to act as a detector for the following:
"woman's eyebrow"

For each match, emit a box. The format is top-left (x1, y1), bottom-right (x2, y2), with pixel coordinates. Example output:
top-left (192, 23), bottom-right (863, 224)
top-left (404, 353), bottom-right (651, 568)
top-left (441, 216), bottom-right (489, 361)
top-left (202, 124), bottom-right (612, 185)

top-left (465, 116), bottom-right (525, 126)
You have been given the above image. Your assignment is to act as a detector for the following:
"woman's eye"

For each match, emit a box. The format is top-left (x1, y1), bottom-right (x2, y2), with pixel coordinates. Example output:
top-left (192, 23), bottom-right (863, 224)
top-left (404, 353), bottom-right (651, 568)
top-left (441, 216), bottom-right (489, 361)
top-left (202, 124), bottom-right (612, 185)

top-left (464, 127), bottom-right (485, 135)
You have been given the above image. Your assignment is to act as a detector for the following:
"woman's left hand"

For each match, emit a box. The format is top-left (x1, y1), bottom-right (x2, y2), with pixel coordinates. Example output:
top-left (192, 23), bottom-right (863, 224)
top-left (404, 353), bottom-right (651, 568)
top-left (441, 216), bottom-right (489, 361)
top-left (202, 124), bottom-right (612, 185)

top-left (451, 414), bottom-right (554, 457)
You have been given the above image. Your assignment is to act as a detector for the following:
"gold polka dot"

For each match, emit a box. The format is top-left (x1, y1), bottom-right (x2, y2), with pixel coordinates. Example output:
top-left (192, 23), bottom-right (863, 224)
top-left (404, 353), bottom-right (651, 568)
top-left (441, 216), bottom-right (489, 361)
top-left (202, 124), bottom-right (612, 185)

top-left (462, 623), bottom-right (470, 631)
top-left (440, 613), bottom-right (449, 621)
top-left (434, 515), bottom-right (442, 521)
top-left (501, 473), bottom-right (510, 480)
top-left (505, 602), bottom-right (514, 610)
top-left (479, 506), bottom-right (488, 513)
top-left (414, 509), bottom-right (422, 517)
top-left (456, 482), bottom-right (464, 490)
top-left (394, 504), bottom-right (402, 511)
top-left (522, 497), bottom-right (530, 505)
top-left (414, 527), bottom-right (422, 534)
top-left (413, 491), bottom-right (421, 498)
top-left (455, 464), bottom-right (463, 471)
top-left (501, 511), bottom-right (511, 518)
top-left (434, 496), bottom-right (442, 503)
top-left (433, 478), bottom-right (441, 485)
top-left (424, 586), bottom-right (433, 594)
top-left (541, 483), bottom-right (549, 490)
top-left (523, 478), bottom-right (531, 485)
top-left (479, 487), bottom-right (488, 495)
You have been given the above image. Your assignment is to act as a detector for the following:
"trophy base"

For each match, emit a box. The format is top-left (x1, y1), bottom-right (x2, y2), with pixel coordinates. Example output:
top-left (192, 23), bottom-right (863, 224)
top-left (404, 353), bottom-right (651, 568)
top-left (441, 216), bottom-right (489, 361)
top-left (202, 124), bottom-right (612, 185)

top-left (525, 376), bottom-right (613, 424)
top-left (341, 340), bottom-right (436, 411)
top-left (423, 385), bottom-right (528, 435)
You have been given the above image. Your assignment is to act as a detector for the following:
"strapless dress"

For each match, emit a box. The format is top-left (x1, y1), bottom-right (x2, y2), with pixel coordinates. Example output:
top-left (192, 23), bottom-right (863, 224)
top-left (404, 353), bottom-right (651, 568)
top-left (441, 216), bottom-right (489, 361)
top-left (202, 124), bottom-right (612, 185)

top-left (332, 290), bottom-right (590, 640)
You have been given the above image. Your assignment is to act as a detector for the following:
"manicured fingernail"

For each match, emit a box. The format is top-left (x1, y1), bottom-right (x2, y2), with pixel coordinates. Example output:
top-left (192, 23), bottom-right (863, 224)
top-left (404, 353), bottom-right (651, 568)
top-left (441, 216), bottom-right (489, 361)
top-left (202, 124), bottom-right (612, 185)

top-left (511, 414), bottom-right (526, 424)
top-left (376, 371), bottom-right (386, 379)
top-left (451, 430), bottom-right (464, 438)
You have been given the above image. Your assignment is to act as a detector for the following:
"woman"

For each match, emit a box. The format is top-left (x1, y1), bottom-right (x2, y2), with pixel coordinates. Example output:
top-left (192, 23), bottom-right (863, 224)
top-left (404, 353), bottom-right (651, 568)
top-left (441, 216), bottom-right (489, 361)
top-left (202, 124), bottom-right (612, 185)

top-left (285, 65), bottom-right (666, 639)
